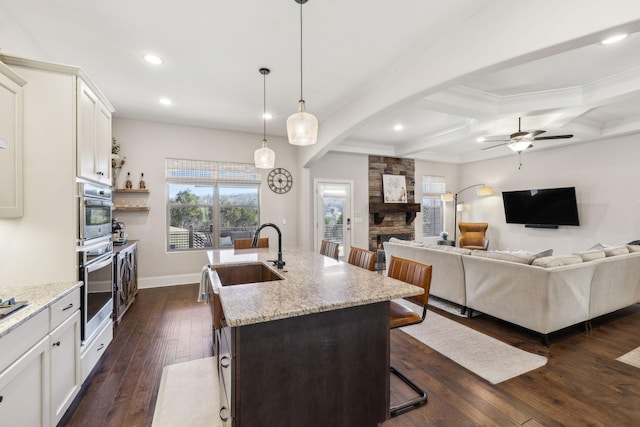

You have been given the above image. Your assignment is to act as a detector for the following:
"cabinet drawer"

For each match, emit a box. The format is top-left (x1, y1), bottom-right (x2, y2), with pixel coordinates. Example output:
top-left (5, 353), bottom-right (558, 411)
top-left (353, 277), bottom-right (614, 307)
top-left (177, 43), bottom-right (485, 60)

top-left (80, 316), bottom-right (112, 383)
top-left (0, 309), bottom-right (48, 374)
top-left (50, 288), bottom-right (80, 330)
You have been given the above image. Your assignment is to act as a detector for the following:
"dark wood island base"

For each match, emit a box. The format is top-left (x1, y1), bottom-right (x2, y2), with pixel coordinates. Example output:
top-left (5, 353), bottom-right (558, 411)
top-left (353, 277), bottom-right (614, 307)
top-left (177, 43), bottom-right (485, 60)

top-left (230, 302), bottom-right (390, 426)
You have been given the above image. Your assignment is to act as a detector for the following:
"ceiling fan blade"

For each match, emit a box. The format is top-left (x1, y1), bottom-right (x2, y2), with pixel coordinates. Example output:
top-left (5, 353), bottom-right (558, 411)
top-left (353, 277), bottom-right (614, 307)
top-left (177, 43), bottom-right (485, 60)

top-left (481, 142), bottom-right (508, 150)
top-left (533, 134), bottom-right (573, 141)
top-left (530, 130), bottom-right (545, 137)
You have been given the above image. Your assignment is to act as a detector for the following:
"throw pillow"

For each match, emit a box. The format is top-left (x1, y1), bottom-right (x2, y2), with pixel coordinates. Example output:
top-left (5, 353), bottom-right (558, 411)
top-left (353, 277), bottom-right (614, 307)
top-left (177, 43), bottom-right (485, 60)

top-left (220, 236), bottom-right (233, 247)
top-left (471, 250), bottom-right (535, 264)
top-left (532, 255), bottom-right (583, 267)
top-left (626, 245), bottom-right (640, 253)
top-left (604, 245), bottom-right (629, 257)
top-left (389, 237), bottom-right (409, 244)
top-left (573, 250), bottom-right (606, 262)
top-left (588, 243), bottom-right (607, 251)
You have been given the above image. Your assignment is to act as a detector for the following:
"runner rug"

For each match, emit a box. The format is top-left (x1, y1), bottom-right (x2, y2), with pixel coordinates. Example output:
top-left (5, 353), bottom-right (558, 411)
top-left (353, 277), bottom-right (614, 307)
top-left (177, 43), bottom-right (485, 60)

top-left (153, 357), bottom-right (221, 427)
top-left (397, 299), bottom-right (548, 384)
top-left (616, 346), bottom-right (640, 369)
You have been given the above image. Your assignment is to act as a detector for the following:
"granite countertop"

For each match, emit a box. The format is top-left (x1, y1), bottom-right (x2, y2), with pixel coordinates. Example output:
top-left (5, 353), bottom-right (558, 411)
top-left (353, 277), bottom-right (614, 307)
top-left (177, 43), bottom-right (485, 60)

top-left (0, 281), bottom-right (82, 339)
top-left (207, 247), bottom-right (422, 327)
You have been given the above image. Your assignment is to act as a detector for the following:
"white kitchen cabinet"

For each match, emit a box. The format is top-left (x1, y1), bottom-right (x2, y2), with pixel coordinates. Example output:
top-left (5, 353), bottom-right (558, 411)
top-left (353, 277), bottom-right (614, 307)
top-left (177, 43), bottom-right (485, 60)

top-left (50, 310), bottom-right (81, 425)
top-left (0, 60), bottom-right (27, 218)
top-left (0, 287), bottom-right (82, 427)
top-left (77, 78), bottom-right (112, 185)
top-left (81, 315), bottom-right (113, 383)
top-left (0, 337), bottom-right (50, 427)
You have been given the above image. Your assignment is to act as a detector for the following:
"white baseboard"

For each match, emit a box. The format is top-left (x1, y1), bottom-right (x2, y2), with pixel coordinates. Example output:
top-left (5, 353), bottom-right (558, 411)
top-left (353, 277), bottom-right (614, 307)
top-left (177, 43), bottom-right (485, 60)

top-left (138, 272), bottom-right (201, 289)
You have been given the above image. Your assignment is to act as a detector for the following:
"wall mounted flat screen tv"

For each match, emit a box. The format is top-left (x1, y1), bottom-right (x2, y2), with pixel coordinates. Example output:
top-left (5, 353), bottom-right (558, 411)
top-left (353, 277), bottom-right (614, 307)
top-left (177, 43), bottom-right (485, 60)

top-left (502, 187), bottom-right (580, 227)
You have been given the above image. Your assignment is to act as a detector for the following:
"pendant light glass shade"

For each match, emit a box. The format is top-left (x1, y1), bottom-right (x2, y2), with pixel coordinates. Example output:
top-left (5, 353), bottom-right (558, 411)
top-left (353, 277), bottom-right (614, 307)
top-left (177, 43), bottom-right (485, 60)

top-left (287, 101), bottom-right (318, 146)
top-left (287, 0), bottom-right (317, 146)
top-left (255, 67), bottom-right (276, 169)
top-left (254, 140), bottom-right (275, 169)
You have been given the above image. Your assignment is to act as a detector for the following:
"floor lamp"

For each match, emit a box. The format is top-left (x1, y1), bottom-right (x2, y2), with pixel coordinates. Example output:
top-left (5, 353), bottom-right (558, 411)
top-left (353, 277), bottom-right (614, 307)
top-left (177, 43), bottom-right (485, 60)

top-left (441, 184), bottom-right (493, 244)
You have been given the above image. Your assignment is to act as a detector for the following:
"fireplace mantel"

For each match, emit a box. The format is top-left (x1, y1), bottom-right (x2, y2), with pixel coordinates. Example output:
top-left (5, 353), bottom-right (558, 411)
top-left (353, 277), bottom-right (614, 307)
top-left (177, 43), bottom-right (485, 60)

top-left (369, 203), bottom-right (421, 225)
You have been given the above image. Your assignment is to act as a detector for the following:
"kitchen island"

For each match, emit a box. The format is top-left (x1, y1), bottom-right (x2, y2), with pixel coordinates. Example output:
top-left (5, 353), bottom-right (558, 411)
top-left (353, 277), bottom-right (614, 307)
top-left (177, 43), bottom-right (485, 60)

top-left (206, 247), bottom-right (422, 426)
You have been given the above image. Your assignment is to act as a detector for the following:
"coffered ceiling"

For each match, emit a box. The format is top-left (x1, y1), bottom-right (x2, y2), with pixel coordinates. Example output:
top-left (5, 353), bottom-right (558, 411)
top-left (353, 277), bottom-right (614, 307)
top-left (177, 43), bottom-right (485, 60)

top-left (2, 0), bottom-right (640, 165)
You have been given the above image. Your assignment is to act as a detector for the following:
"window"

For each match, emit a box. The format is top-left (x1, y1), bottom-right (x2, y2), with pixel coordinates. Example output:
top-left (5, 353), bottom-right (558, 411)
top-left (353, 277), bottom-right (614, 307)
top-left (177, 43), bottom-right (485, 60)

top-left (422, 175), bottom-right (446, 237)
top-left (166, 159), bottom-right (261, 251)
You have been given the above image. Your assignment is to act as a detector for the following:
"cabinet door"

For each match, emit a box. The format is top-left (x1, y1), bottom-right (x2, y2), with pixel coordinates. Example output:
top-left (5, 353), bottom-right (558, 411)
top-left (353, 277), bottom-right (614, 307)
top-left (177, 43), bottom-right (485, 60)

top-left (0, 337), bottom-right (50, 427)
top-left (128, 244), bottom-right (138, 299)
top-left (50, 311), bottom-right (81, 425)
top-left (0, 62), bottom-right (25, 218)
top-left (95, 101), bottom-right (112, 184)
top-left (114, 252), bottom-right (127, 323)
top-left (77, 78), bottom-right (98, 181)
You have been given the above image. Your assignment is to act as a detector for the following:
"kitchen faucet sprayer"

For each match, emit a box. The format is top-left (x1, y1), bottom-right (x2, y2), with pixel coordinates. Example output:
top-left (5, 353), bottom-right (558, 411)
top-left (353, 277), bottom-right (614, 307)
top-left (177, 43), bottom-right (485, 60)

top-left (252, 223), bottom-right (285, 269)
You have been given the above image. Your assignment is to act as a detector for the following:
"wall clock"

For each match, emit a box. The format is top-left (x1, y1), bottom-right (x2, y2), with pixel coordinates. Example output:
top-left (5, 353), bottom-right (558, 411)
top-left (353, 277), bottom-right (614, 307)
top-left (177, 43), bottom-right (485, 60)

top-left (268, 168), bottom-right (293, 194)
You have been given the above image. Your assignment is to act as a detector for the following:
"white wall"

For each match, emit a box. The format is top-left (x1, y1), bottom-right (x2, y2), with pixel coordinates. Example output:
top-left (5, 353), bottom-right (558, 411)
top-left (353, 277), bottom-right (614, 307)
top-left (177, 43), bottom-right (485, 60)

top-left (307, 152), bottom-right (369, 250)
top-left (459, 135), bottom-right (640, 254)
top-left (112, 118), bottom-right (300, 288)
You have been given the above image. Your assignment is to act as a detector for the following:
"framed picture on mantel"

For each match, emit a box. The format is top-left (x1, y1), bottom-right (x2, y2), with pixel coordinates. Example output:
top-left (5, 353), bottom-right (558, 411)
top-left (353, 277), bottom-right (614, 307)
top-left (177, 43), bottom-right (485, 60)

top-left (382, 174), bottom-right (407, 203)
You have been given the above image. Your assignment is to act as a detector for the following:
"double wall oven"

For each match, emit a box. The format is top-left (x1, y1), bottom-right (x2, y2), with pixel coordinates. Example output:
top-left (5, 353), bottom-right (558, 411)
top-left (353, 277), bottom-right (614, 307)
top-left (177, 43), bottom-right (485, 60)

top-left (78, 180), bottom-right (114, 343)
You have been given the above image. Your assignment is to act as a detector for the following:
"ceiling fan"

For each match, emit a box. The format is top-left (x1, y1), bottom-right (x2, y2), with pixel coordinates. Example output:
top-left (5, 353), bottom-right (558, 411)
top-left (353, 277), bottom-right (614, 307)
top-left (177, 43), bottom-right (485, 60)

top-left (481, 117), bottom-right (574, 153)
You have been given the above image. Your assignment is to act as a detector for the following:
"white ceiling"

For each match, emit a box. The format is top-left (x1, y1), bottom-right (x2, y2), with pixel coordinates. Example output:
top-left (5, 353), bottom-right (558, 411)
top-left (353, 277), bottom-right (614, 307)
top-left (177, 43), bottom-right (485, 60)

top-left (3, 0), bottom-right (640, 165)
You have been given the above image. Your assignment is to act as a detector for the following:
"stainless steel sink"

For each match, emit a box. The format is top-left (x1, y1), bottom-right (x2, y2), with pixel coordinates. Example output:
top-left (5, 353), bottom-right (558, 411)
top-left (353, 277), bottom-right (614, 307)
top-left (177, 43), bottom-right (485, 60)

top-left (214, 263), bottom-right (284, 286)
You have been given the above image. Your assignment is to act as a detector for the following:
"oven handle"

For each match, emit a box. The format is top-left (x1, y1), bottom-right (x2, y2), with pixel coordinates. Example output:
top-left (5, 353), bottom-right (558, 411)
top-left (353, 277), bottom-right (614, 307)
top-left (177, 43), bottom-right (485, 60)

top-left (85, 253), bottom-right (114, 273)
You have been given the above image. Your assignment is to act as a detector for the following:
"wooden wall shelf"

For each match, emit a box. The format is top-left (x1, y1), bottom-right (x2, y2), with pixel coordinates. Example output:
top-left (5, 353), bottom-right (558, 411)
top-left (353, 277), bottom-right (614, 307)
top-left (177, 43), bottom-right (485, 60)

top-left (369, 203), bottom-right (421, 225)
top-left (113, 189), bottom-right (149, 193)
top-left (114, 206), bottom-right (150, 212)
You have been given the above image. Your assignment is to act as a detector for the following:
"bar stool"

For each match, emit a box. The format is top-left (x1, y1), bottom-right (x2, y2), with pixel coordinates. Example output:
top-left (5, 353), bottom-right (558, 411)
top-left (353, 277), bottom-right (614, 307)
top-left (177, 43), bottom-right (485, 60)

top-left (387, 255), bottom-right (432, 416)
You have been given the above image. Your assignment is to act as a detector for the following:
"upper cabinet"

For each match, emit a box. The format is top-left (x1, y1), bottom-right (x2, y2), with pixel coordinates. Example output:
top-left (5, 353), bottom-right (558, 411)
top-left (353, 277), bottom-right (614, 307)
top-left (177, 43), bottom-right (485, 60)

top-left (0, 55), bottom-right (115, 189)
top-left (77, 79), bottom-right (113, 185)
top-left (0, 60), bottom-right (27, 218)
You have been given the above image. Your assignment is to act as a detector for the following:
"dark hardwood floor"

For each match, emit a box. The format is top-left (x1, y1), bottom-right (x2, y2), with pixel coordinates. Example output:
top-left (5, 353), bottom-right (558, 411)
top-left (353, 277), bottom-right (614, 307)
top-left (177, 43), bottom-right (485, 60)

top-left (61, 283), bottom-right (640, 426)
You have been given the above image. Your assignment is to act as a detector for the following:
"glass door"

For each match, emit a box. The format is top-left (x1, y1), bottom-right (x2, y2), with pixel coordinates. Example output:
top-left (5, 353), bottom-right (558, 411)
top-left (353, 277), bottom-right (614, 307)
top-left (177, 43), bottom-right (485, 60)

top-left (315, 181), bottom-right (352, 259)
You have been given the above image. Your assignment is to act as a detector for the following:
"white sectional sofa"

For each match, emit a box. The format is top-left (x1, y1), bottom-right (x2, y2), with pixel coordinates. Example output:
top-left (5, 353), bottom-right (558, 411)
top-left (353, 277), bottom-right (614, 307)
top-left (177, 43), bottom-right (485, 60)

top-left (384, 239), bottom-right (640, 344)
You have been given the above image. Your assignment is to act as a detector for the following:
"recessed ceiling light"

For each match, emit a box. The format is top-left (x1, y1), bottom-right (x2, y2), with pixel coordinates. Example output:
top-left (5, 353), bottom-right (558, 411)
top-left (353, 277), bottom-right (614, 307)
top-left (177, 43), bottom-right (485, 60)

top-left (393, 124), bottom-right (404, 131)
top-left (263, 113), bottom-right (272, 120)
top-left (601, 34), bottom-right (628, 45)
top-left (477, 137), bottom-right (486, 142)
top-left (144, 54), bottom-right (163, 65)
top-left (159, 97), bottom-right (172, 106)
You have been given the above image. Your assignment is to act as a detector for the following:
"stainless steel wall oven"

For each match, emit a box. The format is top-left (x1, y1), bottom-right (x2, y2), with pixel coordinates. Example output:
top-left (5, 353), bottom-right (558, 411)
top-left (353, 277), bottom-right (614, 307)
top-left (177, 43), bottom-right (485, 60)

top-left (78, 181), bottom-right (112, 243)
top-left (78, 180), bottom-right (114, 343)
top-left (79, 237), bottom-right (114, 343)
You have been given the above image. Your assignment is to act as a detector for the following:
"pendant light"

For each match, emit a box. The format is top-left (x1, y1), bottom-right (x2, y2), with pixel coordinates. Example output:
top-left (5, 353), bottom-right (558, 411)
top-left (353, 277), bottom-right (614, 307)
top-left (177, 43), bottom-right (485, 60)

top-left (286, 0), bottom-right (318, 146)
top-left (254, 67), bottom-right (276, 169)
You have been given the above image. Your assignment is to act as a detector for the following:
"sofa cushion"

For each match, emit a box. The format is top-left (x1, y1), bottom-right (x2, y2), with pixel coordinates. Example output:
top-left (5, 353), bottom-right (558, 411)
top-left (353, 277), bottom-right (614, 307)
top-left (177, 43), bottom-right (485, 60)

top-left (430, 245), bottom-right (472, 255)
top-left (626, 244), bottom-right (640, 253)
top-left (470, 250), bottom-right (535, 264)
top-left (495, 248), bottom-right (553, 259)
top-left (604, 245), bottom-right (629, 257)
top-left (532, 255), bottom-right (583, 267)
top-left (389, 237), bottom-right (410, 244)
top-left (574, 250), bottom-right (606, 262)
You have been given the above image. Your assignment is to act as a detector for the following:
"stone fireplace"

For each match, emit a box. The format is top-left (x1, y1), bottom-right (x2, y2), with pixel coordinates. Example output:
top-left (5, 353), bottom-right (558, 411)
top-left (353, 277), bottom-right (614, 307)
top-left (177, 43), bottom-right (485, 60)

top-left (368, 156), bottom-right (420, 251)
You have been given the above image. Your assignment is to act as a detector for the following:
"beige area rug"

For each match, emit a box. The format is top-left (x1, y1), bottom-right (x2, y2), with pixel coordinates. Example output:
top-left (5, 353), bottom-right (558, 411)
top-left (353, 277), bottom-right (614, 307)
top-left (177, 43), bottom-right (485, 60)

top-left (616, 346), bottom-right (640, 368)
top-left (152, 357), bottom-right (222, 427)
top-left (397, 299), bottom-right (548, 384)
top-left (428, 295), bottom-right (479, 318)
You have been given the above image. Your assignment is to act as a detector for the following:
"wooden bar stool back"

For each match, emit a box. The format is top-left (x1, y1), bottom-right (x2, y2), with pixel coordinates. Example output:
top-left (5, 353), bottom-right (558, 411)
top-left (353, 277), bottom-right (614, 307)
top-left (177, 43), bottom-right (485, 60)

top-left (387, 255), bottom-right (432, 416)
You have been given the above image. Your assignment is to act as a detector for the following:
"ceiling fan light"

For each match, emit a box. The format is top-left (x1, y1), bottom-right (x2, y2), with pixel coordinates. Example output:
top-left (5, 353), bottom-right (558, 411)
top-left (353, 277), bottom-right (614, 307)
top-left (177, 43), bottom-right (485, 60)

top-left (287, 101), bottom-right (318, 146)
top-left (508, 140), bottom-right (531, 152)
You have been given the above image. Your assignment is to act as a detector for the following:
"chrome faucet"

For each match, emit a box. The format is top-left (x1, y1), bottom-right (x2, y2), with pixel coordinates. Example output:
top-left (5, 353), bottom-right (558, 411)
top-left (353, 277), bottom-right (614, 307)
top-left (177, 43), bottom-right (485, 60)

top-left (252, 222), bottom-right (285, 269)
